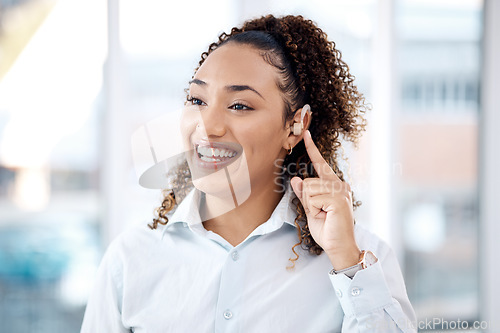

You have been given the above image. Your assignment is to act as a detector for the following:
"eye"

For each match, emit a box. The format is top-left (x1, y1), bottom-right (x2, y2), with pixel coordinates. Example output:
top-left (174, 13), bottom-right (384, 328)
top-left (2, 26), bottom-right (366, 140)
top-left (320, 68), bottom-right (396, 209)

top-left (229, 102), bottom-right (253, 112)
top-left (186, 96), bottom-right (205, 106)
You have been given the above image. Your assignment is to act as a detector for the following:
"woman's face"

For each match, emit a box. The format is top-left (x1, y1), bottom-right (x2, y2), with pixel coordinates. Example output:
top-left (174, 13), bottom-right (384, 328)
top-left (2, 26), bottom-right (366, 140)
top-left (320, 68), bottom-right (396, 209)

top-left (181, 43), bottom-right (290, 201)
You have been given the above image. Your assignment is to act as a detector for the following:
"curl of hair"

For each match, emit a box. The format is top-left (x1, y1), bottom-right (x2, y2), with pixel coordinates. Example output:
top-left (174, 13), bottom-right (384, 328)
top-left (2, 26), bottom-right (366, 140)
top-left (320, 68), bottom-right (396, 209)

top-left (148, 190), bottom-right (176, 230)
top-left (151, 15), bottom-right (368, 269)
top-left (148, 160), bottom-right (192, 230)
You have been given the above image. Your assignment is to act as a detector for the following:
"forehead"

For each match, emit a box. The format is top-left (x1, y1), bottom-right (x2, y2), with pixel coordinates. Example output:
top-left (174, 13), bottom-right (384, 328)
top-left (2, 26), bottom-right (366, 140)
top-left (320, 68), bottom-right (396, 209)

top-left (194, 43), bottom-right (279, 91)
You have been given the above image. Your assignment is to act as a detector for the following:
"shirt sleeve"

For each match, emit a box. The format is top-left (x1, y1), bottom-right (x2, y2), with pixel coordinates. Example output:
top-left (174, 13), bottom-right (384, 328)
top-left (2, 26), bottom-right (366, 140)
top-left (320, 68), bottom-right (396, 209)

top-left (328, 244), bottom-right (417, 333)
top-left (80, 241), bottom-right (130, 333)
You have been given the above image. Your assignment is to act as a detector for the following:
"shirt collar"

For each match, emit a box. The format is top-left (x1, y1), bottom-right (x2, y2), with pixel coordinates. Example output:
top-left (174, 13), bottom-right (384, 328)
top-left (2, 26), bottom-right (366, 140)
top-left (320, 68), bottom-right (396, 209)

top-left (161, 180), bottom-right (299, 239)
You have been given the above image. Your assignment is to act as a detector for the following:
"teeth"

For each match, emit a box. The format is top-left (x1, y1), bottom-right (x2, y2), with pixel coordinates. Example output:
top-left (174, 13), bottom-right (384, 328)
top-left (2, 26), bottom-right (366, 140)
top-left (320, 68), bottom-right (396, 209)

top-left (201, 156), bottom-right (219, 162)
top-left (197, 145), bottom-right (236, 159)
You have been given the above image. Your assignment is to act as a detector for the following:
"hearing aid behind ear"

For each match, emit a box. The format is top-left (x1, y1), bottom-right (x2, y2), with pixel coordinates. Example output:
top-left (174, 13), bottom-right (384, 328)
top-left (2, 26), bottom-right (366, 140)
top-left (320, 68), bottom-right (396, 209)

top-left (293, 104), bottom-right (311, 136)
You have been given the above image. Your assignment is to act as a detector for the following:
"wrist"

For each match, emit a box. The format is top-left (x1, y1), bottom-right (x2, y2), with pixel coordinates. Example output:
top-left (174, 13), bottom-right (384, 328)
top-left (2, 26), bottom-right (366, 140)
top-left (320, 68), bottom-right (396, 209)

top-left (326, 246), bottom-right (361, 271)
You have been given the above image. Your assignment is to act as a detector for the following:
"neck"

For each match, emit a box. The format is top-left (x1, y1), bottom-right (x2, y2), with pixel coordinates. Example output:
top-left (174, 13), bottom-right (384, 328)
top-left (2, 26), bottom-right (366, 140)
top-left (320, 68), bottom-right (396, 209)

top-left (201, 180), bottom-right (286, 246)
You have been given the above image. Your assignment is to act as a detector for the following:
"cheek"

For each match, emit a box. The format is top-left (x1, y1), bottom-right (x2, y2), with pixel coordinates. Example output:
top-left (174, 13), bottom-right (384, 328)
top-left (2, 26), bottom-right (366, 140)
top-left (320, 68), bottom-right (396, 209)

top-left (237, 114), bottom-right (285, 159)
top-left (180, 110), bottom-right (199, 146)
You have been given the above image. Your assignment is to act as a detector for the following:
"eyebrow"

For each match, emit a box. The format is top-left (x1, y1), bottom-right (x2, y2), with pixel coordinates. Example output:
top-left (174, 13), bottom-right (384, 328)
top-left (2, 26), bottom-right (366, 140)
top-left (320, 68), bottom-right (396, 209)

top-left (188, 79), bottom-right (265, 100)
top-left (189, 79), bottom-right (206, 86)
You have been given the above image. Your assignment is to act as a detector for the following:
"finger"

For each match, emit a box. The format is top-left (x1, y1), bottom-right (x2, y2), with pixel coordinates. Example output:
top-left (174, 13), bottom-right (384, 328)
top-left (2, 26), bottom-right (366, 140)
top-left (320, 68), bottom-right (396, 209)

top-left (302, 179), bottom-right (347, 196)
top-left (307, 194), bottom-right (331, 218)
top-left (292, 176), bottom-right (311, 214)
top-left (290, 176), bottom-right (304, 204)
top-left (303, 130), bottom-right (339, 181)
top-left (308, 194), bottom-right (341, 214)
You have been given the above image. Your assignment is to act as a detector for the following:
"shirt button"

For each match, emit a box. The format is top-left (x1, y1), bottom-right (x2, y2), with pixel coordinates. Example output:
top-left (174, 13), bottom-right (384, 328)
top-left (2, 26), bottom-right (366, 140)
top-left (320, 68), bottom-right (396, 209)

top-left (223, 310), bottom-right (233, 320)
top-left (231, 251), bottom-right (239, 261)
top-left (351, 287), bottom-right (361, 297)
top-left (335, 289), bottom-right (342, 298)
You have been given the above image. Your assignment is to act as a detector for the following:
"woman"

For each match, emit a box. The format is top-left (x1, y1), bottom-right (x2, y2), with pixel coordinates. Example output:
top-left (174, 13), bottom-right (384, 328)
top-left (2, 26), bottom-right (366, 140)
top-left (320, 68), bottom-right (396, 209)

top-left (82, 14), bottom-right (416, 332)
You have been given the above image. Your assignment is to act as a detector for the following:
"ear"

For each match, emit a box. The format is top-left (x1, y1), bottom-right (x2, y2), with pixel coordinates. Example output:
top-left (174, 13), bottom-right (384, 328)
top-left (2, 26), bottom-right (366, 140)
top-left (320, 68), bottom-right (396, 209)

top-left (282, 105), bottom-right (313, 150)
top-left (300, 104), bottom-right (312, 132)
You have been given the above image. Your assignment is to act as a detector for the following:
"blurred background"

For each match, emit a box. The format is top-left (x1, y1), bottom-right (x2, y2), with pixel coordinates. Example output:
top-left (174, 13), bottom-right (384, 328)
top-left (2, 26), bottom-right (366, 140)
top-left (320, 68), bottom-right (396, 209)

top-left (0, 0), bottom-right (498, 332)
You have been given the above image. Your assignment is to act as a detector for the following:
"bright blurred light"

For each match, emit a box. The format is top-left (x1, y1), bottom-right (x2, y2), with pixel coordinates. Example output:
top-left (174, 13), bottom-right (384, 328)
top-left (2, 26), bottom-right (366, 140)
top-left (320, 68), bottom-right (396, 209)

top-left (12, 167), bottom-right (50, 211)
top-left (0, 0), bottom-right (107, 169)
top-left (404, 203), bottom-right (446, 252)
top-left (404, 0), bottom-right (482, 9)
top-left (120, 0), bottom-right (237, 57)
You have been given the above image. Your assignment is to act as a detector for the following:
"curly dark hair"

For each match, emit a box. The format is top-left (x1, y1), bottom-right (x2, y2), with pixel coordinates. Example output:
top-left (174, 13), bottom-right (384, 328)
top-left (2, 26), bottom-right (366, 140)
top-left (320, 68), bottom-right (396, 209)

top-left (149, 14), bottom-right (368, 269)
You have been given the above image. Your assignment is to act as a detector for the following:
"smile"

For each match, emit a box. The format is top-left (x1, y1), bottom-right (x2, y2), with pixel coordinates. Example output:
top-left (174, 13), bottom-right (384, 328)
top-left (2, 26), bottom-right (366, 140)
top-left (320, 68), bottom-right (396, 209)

top-left (196, 145), bottom-right (237, 162)
top-left (193, 141), bottom-right (242, 169)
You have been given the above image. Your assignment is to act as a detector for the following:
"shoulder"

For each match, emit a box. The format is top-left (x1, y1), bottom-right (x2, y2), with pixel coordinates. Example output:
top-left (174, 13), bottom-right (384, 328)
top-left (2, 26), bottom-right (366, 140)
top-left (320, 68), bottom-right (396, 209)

top-left (102, 223), bottom-right (163, 264)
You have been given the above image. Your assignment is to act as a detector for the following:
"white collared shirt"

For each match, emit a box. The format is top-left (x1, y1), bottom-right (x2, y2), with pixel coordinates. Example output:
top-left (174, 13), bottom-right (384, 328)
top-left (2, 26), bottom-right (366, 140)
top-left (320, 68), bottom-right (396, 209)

top-left (81, 183), bottom-right (417, 333)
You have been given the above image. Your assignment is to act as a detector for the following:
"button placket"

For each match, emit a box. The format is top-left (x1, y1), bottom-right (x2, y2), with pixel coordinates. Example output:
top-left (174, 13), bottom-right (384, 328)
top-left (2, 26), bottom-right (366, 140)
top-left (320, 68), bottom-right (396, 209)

top-left (215, 248), bottom-right (244, 332)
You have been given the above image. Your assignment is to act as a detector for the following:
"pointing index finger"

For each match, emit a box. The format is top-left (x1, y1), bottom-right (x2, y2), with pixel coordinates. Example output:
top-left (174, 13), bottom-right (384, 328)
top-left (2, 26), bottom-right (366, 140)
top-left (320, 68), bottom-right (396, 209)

top-left (304, 130), bottom-right (339, 181)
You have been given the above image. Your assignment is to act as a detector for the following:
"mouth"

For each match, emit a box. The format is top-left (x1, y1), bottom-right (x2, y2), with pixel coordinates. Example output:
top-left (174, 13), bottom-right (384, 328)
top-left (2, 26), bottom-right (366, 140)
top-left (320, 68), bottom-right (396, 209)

top-left (193, 141), bottom-right (241, 169)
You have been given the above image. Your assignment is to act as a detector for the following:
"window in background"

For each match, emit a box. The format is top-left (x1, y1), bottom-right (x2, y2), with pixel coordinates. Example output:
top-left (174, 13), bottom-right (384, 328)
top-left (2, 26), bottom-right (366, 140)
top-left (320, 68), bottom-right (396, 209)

top-left (395, 0), bottom-right (482, 326)
top-left (0, 0), bottom-right (106, 331)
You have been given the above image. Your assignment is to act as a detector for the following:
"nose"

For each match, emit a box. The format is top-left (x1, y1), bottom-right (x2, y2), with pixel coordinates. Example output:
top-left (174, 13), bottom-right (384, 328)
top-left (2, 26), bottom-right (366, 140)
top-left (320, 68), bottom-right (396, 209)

top-left (198, 105), bottom-right (227, 138)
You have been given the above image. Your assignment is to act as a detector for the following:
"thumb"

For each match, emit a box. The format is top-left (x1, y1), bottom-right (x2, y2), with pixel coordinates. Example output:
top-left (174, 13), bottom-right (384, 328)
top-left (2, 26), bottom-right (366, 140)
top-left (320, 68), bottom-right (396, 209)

top-left (290, 176), bottom-right (304, 202)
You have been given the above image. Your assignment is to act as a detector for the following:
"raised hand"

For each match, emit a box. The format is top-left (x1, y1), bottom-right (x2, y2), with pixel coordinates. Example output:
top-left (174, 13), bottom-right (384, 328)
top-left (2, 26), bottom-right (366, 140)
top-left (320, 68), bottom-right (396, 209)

top-left (290, 130), bottom-right (361, 270)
